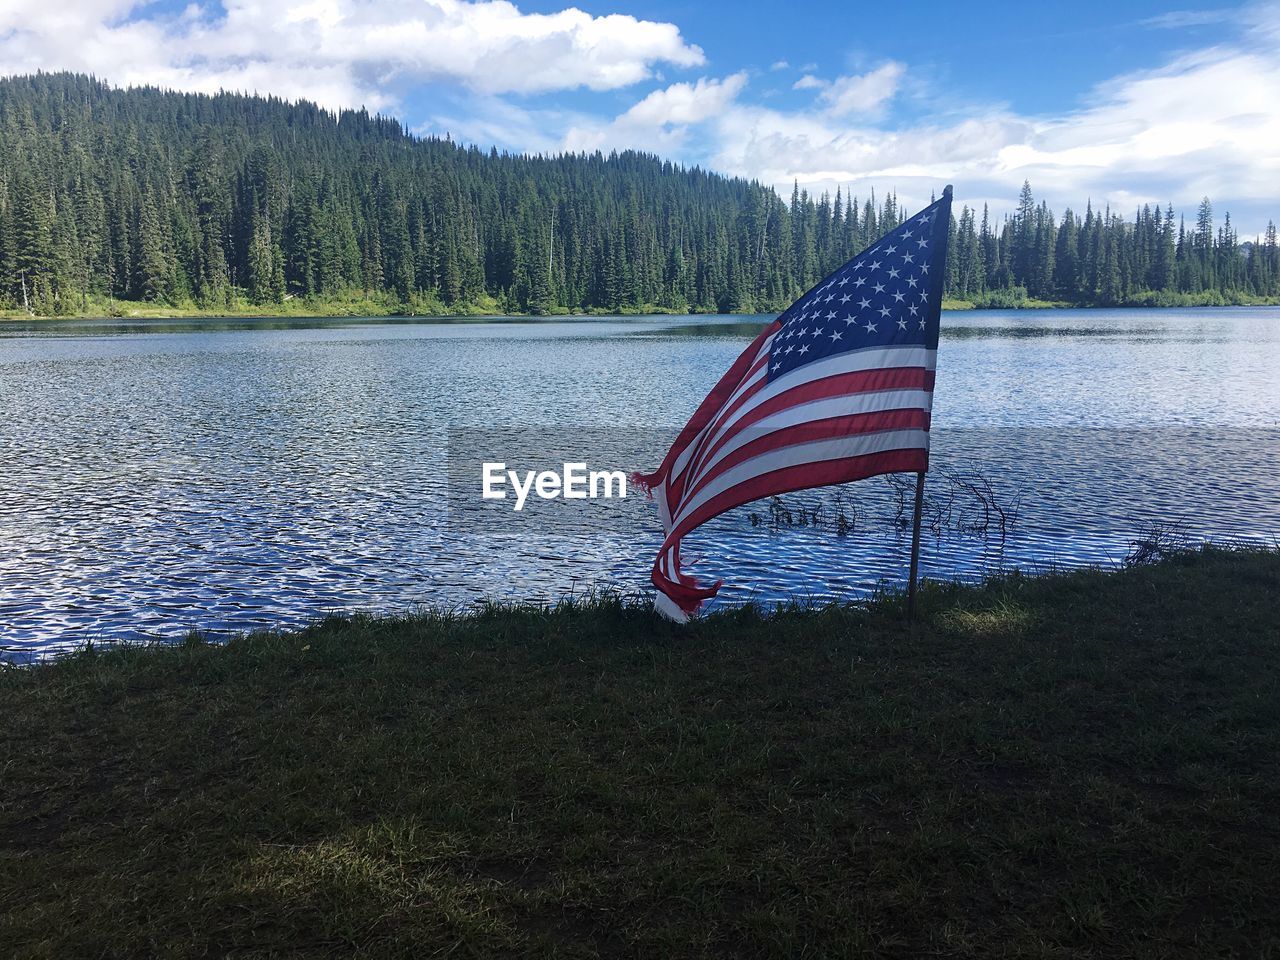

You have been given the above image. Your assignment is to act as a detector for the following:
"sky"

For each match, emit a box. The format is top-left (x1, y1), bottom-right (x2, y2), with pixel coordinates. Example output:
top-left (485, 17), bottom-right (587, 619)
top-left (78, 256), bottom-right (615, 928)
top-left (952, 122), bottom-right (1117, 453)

top-left (1, 0), bottom-right (1278, 233)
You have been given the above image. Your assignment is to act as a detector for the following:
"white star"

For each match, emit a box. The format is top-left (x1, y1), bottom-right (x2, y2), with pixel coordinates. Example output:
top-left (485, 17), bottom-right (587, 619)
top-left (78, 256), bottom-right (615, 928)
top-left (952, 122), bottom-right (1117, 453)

top-left (812, 327), bottom-right (824, 336)
top-left (854, 276), bottom-right (867, 287)
top-left (838, 276), bottom-right (849, 286)
top-left (873, 283), bottom-right (885, 294)
top-left (921, 264), bottom-right (930, 274)
top-left (785, 344), bottom-right (794, 353)
top-left (878, 306), bottom-right (892, 318)
top-left (858, 297), bottom-right (872, 309)
top-left (918, 318), bottom-right (926, 329)
top-left (906, 275), bottom-right (919, 288)
top-left (897, 318), bottom-right (908, 330)
top-left (868, 246), bottom-right (880, 255)
top-left (920, 292), bottom-right (929, 302)
top-left (829, 330), bottom-right (842, 341)
top-left (798, 344), bottom-right (810, 354)
top-left (869, 260), bottom-right (881, 271)
top-left (839, 294), bottom-right (852, 303)
top-left (825, 294), bottom-right (835, 302)
top-left (842, 314), bottom-right (857, 324)
top-left (902, 229), bottom-right (913, 239)
top-left (826, 311), bottom-right (837, 320)
top-left (798, 328), bottom-right (809, 337)
top-left (864, 320), bottom-right (878, 333)
top-left (887, 267), bottom-right (900, 279)
top-left (772, 361), bottom-right (781, 370)
top-left (908, 304), bottom-right (919, 316)
top-left (892, 290), bottom-right (905, 302)
top-left (885, 244), bottom-right (897, 254)
top-left (902, 252), bottom-right (914, 264)
top-left (853, 260), bottom-right (865, 270)
top-left (917, 238), bottom-right (928, 248)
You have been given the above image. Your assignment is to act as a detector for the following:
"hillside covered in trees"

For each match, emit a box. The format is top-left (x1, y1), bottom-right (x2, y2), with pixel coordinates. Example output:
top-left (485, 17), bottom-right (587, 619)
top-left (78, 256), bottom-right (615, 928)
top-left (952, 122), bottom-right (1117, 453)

top-left (1, 72), bottom-right (1276, 317)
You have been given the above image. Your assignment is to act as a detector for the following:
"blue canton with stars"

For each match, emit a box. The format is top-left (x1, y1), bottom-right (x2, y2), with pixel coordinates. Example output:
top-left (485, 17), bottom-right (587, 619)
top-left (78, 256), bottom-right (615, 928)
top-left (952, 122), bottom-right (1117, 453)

top-left (768, 191), bottom-right (951, 382)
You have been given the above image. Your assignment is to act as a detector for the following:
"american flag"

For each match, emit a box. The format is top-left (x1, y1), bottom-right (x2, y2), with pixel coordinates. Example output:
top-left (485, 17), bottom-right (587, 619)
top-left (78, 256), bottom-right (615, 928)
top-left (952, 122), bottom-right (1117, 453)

top-left (634, 187), bottom-right (953, 621)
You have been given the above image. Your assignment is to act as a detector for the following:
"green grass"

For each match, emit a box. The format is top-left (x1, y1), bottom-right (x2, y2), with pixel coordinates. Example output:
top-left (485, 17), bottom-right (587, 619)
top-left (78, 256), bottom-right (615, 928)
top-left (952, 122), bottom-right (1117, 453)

top-left (7, 288), bottom-right (1279, 322)
top-left (3, 547), bottom-right (1280, 958)
top-left (0, 290), bottom-right (511, 321)
top-left (941, 290), bottom-right (1280, 311)
top-left (0, 292), bottom-right (733, 322)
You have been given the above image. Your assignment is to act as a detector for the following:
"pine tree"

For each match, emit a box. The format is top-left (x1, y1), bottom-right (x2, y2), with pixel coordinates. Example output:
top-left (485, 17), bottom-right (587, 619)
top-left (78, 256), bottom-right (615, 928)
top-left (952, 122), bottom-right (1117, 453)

top-left (1054, 210), bottom-right (1079, 298)
top-left (247, 213), bottom-right (281, 305)
top-left (135, 188), bottom-right (173, 303)
top-left (1194, 197), bottom-right (1215, 290)
top-left (10, 174), bottom-right (54, 312)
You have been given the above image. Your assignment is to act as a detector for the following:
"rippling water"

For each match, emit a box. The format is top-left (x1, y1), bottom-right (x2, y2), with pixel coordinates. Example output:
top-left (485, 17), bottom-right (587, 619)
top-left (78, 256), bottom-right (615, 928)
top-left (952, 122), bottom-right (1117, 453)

top-left (2, 308), bottom-right (1278, 659)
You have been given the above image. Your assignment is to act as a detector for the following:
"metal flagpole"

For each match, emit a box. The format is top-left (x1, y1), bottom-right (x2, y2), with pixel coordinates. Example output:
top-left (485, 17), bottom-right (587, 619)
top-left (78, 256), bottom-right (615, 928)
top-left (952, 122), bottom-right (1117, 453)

top-left (907, 470), bottom-right (926, 620)
top-left (906, 183), bottom-right (951, 620)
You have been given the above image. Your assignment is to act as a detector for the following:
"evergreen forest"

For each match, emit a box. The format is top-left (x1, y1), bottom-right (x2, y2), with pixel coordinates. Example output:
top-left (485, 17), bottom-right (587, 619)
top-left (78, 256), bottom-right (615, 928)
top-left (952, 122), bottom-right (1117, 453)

top-left (2, 73), bottom-right (1276, 317)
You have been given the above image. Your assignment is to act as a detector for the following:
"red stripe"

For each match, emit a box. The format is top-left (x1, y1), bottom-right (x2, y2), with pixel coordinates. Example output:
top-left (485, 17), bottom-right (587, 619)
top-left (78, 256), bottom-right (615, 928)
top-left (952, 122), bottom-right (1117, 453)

top-left (676, 446), bottom-right (928, 542)
top-left (670, 352), bottom-right (773, 502)
top-left (682, 366), bottom-right (935, 490)
top-left (635, 321), bottom-right (780, 492)
top-left (651, 447), bottom-right (928, 612)
top-left (675, 408), bottom-right (931, 518)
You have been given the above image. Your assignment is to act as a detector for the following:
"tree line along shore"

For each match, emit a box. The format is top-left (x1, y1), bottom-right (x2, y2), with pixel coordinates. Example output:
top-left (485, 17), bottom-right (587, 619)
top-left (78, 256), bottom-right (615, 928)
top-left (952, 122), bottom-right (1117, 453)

top-left (1, 72), bottom-right (1278, 321)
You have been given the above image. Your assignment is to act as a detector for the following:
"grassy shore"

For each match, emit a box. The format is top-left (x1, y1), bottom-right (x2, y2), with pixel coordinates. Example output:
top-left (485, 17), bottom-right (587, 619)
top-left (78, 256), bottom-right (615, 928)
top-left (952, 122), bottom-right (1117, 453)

top-left (4, 290), bottom-right (1279, 322)
top-left (3, 548), bottom-right (1279, 958)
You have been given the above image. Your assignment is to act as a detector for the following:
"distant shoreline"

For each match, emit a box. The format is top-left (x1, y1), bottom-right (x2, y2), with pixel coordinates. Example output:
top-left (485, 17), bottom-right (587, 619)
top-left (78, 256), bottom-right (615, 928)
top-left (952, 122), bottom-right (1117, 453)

top-left (5, 296), bottom-right (1280, 323)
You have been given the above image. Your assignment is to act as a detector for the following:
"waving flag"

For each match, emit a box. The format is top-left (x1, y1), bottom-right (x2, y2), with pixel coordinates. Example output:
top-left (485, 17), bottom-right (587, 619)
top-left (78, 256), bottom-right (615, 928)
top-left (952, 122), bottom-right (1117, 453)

top-left (634, 186), bottom-right (954, 621)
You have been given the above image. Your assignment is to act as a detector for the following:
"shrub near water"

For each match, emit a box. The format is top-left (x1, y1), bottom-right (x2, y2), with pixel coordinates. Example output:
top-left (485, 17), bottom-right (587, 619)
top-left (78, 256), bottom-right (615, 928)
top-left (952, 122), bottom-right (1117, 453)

top-left (2, 547), bottom-right (1280, 958)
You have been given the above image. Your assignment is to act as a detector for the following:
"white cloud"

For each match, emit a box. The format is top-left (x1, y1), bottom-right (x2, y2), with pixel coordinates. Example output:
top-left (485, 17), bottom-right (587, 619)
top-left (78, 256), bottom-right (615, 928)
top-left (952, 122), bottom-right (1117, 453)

top-left (818, 62), bottom-right (905, 117)
top-left (0, 0), bottom-right (705, 107)
top-left (419, 95), bottom-right (583, 155)
top-left (792, 74), bottom-right (825, 90)
top-left (1140, 8), bottom-right (1235, 28)
top-left (409, 3), bottom-right (1280, 234)
top-left (690, 10), bottom-right (1280, 233)
top-left (619, 72), bottom-right (748, 127)
top-left (562, 72), bottom-right (747, 153)
top-left (769, 60), bottom-right (789, 71)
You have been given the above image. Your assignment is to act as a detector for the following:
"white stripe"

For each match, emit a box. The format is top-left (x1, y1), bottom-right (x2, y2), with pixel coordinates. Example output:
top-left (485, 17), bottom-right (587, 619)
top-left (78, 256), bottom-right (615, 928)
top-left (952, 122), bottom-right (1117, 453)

top-left (653, 590), bottom-right (690, 623)
top-left (665, 328), bottom-right (779, 488)
top-left (670, 428), bottom-right (929, 530)
top-left (755, 330), bottom-right (777, 362)
top-left (681, 388), bottom-right (931, 495)
top-left (740, 345), bottom-right (934, 425)
top-left (669, 356), bottom-right (770, 486)
top-left (682, 346), bottom-right (934, 492)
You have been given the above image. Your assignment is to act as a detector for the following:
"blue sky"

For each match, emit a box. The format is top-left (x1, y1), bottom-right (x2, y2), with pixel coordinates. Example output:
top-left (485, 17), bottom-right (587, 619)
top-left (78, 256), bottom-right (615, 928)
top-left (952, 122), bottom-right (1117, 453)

top-left (510, 0), bottom-right (1237, 114)
top-left (2, 0), bottom-right (1276, 231)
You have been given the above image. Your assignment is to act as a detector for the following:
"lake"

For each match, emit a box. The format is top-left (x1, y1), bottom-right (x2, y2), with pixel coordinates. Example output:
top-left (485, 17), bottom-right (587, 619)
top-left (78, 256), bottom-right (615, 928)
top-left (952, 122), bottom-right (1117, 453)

top-left (2, 308), bottom-right (1278, 659)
